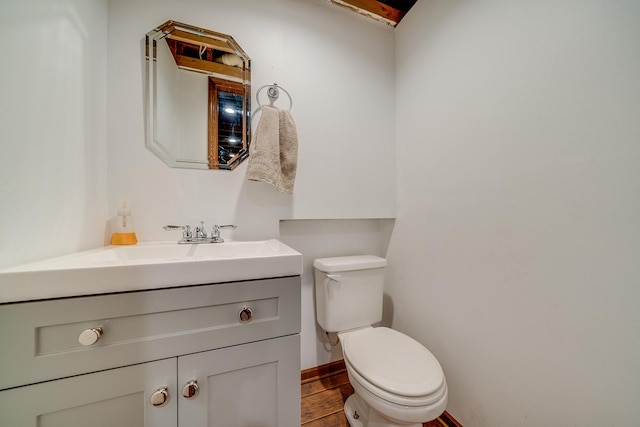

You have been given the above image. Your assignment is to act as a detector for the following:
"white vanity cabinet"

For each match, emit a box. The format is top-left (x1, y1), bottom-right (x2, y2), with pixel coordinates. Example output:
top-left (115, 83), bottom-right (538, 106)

top-left (0, 276), bottom-right (301, 426)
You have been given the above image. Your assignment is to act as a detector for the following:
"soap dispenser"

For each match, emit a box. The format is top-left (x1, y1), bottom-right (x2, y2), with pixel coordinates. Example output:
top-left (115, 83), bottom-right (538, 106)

top-left (110, 201), bottom-right (138, 245)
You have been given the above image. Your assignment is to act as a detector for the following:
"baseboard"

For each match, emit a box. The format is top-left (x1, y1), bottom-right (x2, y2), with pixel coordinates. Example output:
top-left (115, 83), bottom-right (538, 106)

top-left (439, 410), bottom-right (463, 427)
top-left (302, 360), bottom-right (463, 426)
top-left (301, 359), bottom-right (347, 382)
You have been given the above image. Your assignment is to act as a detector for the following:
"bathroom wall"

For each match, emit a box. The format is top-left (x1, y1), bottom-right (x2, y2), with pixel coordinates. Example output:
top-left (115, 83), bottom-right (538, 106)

top-left (391, 0), bottom-right (640, 425)
top-left (106, 0), bottom-right (397, 371)
top-left (107, 0), bottom-right (396, 243)
top-left (0, 0), bottom-right (109, 269)
top-left (0, 0), bottom-right (396, 371)
top-left (0, 0), bottom-right (395, 270)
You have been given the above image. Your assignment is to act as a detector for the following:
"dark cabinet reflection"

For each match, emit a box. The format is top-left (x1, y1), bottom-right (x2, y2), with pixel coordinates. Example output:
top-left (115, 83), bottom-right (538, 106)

top-left (209, 80), bottom-right (250, 169)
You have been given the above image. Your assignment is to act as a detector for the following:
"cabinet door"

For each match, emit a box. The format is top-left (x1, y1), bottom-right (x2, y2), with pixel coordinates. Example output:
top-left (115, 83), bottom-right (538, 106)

top-left (178, 334), bottom-right (300, 427)
top-left (0, 358), bottom-right (177, 427)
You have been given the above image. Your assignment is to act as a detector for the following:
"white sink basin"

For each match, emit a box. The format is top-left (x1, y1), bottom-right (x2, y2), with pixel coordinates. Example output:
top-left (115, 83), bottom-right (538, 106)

top-left (0, 240), bottom-right (302, 303)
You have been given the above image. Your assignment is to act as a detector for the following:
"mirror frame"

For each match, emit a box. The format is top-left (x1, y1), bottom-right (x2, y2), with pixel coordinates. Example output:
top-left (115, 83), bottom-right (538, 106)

top-left (145, 21), bottom-right (251, 170)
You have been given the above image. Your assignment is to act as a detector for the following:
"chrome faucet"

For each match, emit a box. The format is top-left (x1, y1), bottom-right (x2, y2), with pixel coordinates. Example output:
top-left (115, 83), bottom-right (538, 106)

top-left (163, 222), bottom-right (237, 244)
top-left (193, 221), bottom-right (208, 239)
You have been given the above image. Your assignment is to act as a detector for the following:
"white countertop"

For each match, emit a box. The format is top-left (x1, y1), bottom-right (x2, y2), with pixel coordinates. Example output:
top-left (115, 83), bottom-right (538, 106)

top-left (0, 240), bottom-right (303, 303)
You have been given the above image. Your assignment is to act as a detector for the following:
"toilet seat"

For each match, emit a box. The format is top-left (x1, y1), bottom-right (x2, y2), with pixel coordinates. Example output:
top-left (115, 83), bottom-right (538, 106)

top-left (341, 327), bottom-right (446, 406)
top-left (345, 360), bottom-right (446, 407)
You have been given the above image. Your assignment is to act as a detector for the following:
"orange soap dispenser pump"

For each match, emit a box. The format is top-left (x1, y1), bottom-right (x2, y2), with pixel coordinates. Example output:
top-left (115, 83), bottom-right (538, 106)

top-left (110, 201), bottom-right (138, 245)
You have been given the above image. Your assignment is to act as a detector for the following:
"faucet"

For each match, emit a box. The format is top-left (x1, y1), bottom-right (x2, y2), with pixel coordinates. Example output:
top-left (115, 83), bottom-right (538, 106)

top-left (163, 222), bottom-right (237, 244)
top-left (193, 221), bottom-right (208, 239)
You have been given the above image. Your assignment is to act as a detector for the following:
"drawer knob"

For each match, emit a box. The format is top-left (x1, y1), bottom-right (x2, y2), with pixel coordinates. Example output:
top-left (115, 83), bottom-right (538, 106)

top-left (182, 380), bottom-right (200, 399)
top-left (239, 307), bottom-right (253, 323)
top-left (78, 327), bottom-right (103, 346)
top-left (150, 387), bottom-right (169, 407)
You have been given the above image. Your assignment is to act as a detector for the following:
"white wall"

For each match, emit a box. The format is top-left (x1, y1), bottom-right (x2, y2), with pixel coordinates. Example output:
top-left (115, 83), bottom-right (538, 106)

top-left (0, 0), bottom-right (394, 373)
top-left (107, 0), bottom-right (396, 243)
top-left (391, 0), bottom-right (640, 425)
top-left (0, 0), bottom-right (109, 269)
top-left (0, 0), bottom-right (396, 261)
top-left (105, 0), bottom-right (396, 371)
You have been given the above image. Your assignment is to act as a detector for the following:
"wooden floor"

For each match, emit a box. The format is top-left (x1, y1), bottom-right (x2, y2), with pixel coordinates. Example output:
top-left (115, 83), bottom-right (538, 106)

top-left (301, 361), bottom-right (460, 427)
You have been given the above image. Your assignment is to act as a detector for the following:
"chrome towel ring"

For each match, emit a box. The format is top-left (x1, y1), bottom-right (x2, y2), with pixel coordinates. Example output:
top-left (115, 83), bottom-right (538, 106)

top-left (256, 83), bottom-right (293, 111)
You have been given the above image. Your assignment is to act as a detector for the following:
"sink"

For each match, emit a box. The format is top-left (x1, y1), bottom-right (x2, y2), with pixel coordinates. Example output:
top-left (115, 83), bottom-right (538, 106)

top-left (192, 240), bottom-right (283, 258)
top-left (0, 240), bottom-right (302, 303)
top-left (115, 243), bottom-right (198, 261)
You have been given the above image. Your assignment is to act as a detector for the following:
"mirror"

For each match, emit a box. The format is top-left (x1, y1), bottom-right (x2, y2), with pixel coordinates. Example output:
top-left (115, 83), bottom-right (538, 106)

top-left (145, 21), bottom-right (251, 170)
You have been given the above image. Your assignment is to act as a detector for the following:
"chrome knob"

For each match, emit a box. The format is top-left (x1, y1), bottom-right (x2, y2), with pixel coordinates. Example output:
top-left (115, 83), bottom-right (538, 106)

top-left (78, 327), bottom-right (103, 346)
top-left (150, 387), bottom-right (169, 407)
top-left (239, 307), bottom-right (253, 323)
top-left (182, 380), bottom-right (199, 399)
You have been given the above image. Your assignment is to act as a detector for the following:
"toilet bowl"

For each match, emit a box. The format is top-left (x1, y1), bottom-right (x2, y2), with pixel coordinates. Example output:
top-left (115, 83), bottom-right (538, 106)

top-left (313, 256), bottom-right (448, 427)
top-left (339, 327), bottom-right (447, 426)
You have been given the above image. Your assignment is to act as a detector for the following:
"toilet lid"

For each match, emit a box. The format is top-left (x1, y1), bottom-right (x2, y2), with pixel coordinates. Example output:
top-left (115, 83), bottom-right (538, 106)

top-left (342, 327), bottom-right (444, 397)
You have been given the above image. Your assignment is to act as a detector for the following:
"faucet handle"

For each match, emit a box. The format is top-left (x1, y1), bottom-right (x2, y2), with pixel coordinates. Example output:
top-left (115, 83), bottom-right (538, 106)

top-left (163, 225), bottom-right (184, 231)
top-left (163, 224), bottom-right (192, 239)
top-left (211, 224), bottom-right (237, 243)
top-left (212, 224), bottom-right (237, 233)
top-left (217, 224), bottom-right (237, 230)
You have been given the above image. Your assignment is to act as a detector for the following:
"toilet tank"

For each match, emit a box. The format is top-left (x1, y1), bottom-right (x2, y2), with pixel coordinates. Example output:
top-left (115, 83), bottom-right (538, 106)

top-left (313, 255), bottom-right (387, 333)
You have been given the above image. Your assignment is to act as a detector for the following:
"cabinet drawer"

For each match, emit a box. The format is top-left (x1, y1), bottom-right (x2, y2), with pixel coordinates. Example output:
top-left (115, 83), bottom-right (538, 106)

top-left (0, 276), bottom-right (300, 391)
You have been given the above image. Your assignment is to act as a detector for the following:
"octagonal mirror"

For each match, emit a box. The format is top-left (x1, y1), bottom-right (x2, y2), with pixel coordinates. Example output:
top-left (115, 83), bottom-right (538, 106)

top-left (145, 21), bottom-right (251, 170)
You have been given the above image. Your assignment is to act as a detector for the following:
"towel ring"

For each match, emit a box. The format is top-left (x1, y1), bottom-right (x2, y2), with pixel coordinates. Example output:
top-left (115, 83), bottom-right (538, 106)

top-left (256, 83), bottom-right (293, 111)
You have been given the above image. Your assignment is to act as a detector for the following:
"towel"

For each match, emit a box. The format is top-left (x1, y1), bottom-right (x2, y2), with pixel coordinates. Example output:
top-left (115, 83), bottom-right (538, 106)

top-left (246, 106), bottom-right (299, 193)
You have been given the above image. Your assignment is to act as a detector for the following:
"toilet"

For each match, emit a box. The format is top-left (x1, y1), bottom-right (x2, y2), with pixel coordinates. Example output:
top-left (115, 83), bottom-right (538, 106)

top-left (314, 255), bottom-right (448, 427)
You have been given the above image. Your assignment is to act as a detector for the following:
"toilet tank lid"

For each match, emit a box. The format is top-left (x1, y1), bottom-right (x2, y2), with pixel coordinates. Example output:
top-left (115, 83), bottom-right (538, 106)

top-left (313, 255), bottom-right (387, 273)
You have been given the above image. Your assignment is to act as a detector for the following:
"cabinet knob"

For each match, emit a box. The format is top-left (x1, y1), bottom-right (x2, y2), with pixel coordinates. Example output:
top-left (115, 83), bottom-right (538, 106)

top-left (182, 379), bottom-right (200, 399)
top-left (150, 387), bottom-right (169, 407)
top-left (238, 307), bottom-right (253, 323)
top-left (78, 327), bottom-right (103, 346)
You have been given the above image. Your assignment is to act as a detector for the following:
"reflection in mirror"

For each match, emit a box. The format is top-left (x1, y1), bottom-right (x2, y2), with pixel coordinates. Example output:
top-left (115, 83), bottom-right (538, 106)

top-left (145, 21), bottom-right (251, 170)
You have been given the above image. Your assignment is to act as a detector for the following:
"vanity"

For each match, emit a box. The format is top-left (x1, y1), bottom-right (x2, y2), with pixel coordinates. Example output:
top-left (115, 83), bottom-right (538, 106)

top-left (0, 240), bottom-right (302, 426)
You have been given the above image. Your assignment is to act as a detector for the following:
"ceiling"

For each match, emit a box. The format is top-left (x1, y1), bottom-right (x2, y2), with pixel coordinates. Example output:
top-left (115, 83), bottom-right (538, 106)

top-left (329, 0), bottom-right (418, 27)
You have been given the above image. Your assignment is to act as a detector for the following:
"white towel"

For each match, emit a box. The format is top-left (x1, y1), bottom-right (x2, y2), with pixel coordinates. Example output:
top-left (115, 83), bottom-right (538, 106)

top-left (246, 106), bottom-right (299, 193)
